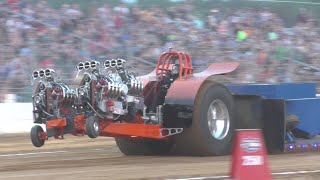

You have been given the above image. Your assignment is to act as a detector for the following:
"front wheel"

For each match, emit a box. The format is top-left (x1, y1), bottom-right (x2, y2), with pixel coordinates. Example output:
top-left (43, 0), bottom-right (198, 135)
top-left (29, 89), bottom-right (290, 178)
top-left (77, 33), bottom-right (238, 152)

top-left (86, 116), bottom-right (100, 138)
top-left (30, 125), bottom-right (45, 147)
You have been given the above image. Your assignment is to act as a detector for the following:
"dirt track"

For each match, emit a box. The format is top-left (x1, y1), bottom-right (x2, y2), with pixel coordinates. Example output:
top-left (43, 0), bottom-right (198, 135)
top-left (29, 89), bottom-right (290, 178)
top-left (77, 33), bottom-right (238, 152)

top-left (0, 134), bottom-right (320, 180)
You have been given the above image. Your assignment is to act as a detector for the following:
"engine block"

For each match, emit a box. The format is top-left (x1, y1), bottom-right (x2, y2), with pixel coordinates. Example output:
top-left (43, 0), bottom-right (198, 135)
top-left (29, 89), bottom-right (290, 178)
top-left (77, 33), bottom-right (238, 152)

top-left (75, 59), bottom-right (143, 119)
top-left (32, 68), bottom-right (77, 123)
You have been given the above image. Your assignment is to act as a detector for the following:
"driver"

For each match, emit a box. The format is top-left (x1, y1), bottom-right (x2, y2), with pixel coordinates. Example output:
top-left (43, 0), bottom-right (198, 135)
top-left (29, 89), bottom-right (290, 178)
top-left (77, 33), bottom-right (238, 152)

top-left (160, 59), bottom-right (180, 89)
top-left (149, 59), bottom-right (181, 114)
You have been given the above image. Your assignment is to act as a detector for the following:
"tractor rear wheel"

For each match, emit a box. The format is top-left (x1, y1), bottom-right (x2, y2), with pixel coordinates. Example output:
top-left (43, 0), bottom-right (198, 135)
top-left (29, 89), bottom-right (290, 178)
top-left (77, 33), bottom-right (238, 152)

top-left (30, 125), bottom-right (45, 147)
top-left (115, 137), bottom-right (173, 155)
top-left (173, 82), bottom-right (235, 156)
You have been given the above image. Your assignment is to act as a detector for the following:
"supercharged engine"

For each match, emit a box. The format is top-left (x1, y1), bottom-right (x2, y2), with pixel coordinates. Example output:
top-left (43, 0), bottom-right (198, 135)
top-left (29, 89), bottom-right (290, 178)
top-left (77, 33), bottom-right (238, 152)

top-left (76, 59), bottom-right (143, 121)
top-left (31, 68), bottom-right (78, 135)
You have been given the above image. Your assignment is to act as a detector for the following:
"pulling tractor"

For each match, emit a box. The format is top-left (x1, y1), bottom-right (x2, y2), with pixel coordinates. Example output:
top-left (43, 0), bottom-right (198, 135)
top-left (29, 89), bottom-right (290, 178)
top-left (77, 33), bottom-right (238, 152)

top-left (31, 50), bottom-right (320, 156)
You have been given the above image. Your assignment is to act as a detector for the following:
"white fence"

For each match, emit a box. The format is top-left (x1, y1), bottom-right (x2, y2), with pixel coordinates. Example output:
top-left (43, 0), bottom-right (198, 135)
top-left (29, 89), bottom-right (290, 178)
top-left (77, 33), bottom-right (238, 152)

top-left (0, 103), bottom-right (35, 133)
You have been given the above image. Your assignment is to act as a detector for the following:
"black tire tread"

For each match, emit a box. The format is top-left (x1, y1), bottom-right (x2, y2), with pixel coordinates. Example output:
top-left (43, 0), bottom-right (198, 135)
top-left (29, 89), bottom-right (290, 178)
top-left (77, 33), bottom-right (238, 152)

top-left (172, 81), bottom-right (235, 156)
top-left (86, 116), bottom-right (100, 138)
top-left (115, 137), bottom-right (173, 155)
top-left (30, 125), bottom-right (45, 147)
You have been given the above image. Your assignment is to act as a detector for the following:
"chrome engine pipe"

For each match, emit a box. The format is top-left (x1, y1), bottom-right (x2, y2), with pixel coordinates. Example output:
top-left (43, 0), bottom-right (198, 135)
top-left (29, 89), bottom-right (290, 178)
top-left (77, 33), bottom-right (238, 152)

top-left (44, 68), bottom-right (55, 78)
top-left (84, 61), bottom-right (90, 70)
top-left (90, 61), bottom-right (100, 69)
top-left (77, 62), bottom-right (84, 71)
top-left (110, 59), bottom-right (117, 68)
top-left (105, 82), bottom-right (122, 98)
top-left (116, 59), bottom-right (126, 67)
top-left (128, 79), bottom-right (143, 96)
top-left (39, 69), bottom-right (45, 78)
top-left (33, 70), bottom-right (39, 79)
top-left (104, 60), bottom-right (111, 69)
top-left (45, 69), bottom-right (51, 77)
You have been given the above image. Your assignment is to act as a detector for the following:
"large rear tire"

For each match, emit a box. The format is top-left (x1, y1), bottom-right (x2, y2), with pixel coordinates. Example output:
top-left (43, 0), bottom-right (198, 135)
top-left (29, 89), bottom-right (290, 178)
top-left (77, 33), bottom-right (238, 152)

top-left (31, 125), bottom-right (45, 147)
top-left (115, 137), bottom-right (173, 155)
top-left (172, 82), bottom-right (235, 156)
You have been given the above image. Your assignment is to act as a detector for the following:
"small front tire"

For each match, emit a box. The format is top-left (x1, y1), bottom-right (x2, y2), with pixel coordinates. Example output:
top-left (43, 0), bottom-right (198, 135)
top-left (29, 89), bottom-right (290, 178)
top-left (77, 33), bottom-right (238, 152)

top-left (30, 125), bottom-right (45, 147)
top-left (86, 116), bottom-right (100, 138)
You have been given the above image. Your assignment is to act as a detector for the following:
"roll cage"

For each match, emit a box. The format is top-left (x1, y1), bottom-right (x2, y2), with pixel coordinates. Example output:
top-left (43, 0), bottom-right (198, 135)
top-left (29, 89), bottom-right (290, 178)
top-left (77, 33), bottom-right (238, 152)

top-left (156, 51), bottom-right (193, 78)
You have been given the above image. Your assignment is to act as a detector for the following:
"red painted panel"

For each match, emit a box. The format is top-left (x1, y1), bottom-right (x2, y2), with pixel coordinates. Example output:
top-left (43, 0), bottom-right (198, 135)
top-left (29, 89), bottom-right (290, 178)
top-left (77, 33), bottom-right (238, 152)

top-left (101, 123), bottom-right (163, 139)
top-left (165, 62), bottom-right (240, 105)
top-left (46, 118), bottom-right (67, 128)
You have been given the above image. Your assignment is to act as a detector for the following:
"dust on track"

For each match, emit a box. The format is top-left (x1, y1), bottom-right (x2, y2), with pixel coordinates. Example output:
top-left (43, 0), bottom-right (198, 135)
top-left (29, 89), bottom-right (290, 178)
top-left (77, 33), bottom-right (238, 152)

top-left (0, 133), bottom-right (320, 180)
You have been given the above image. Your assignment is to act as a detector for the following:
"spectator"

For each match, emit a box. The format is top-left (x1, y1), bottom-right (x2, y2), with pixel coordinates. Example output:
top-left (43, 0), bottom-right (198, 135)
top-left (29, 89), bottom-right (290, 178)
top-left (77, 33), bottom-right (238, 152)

top-left (0, 1), bottom-right (319, 102)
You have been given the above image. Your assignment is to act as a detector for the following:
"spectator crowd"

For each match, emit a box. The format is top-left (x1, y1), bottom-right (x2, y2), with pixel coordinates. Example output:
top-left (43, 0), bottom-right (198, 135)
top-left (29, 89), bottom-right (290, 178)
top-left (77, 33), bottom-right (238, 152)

top-left (0, 0), bottom-right (320, 102)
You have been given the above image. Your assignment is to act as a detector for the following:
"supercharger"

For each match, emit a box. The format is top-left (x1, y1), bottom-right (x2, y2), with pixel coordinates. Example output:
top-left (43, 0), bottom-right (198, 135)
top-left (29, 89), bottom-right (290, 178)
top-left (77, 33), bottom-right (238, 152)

top-left (76, 59), bottom-right (144, 121)
top-left (32, 68), bottom-right (77, 123)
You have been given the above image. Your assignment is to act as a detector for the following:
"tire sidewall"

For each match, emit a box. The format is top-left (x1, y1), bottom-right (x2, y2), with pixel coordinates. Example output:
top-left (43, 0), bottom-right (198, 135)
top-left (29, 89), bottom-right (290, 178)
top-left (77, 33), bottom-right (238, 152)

top-left (31, 125), bottom-right (45, 147)
top-left (195, 83), bottom-right (235, 155)
top-left (115, 137), bottom-right (173, 155)
top-left (86, 116), bottom-right (100, 138)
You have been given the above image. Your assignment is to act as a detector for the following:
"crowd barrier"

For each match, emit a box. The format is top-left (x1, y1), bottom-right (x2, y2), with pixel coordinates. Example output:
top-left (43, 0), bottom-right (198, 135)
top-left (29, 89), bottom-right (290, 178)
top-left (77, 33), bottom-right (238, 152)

top-left (0, 103), bottom-right (36, 134)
